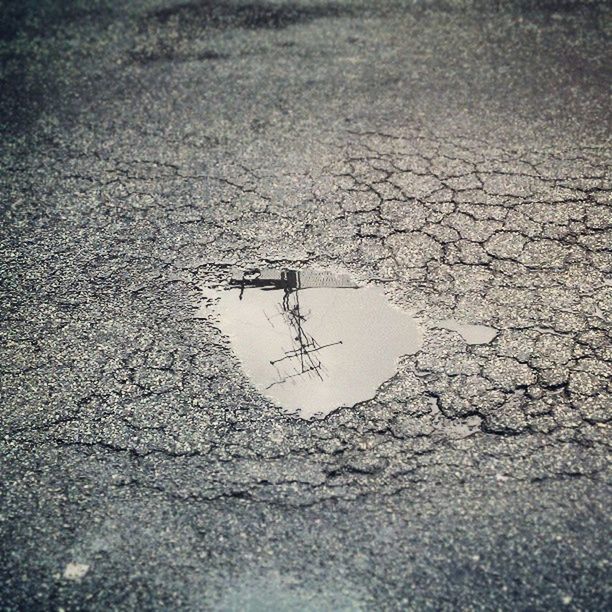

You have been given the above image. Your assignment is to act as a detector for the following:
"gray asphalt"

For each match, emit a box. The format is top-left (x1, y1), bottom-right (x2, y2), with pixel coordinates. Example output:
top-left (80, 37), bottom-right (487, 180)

top-left (1, 1), bottom-right (610, 610)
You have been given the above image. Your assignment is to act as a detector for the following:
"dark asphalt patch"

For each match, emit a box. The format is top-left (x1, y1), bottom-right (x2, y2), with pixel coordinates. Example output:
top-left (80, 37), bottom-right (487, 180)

top-left (131, 0), bottom-right (353, 63)
top-left (146, 0), bottom-right (350, 31)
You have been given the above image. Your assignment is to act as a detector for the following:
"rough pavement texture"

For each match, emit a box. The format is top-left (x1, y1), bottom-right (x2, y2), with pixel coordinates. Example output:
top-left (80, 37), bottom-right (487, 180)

top-left (1, 0), bottom-right (610, 609)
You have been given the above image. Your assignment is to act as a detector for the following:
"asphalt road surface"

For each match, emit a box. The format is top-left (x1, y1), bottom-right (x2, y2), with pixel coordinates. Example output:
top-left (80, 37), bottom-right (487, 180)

top-left (1, 1), bottom-right (610, 610)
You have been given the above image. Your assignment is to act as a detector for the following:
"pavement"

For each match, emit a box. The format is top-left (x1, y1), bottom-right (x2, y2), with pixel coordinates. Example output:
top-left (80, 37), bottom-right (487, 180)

top-left (1, 0), bottom-right (610, 609)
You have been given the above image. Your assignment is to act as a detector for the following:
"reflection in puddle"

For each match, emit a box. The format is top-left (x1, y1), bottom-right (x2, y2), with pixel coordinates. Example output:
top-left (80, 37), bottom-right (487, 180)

top-left (433, 319), bottom-right (498, 345)
top-left (209, 269), bottom-right (423, 419)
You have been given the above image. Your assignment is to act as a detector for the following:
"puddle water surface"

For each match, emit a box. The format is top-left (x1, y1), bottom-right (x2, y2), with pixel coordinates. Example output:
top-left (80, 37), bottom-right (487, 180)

top-left (433, 320), bottom-right (498, 345)
top-left (206, 269), bottom-right (423, 418)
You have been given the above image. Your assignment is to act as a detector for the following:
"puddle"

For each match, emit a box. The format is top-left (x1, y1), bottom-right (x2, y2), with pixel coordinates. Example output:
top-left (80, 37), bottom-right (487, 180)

top-left (433, 319), bottom-right (498, 345)
top-left (204, 269), bottom-right (423, 419)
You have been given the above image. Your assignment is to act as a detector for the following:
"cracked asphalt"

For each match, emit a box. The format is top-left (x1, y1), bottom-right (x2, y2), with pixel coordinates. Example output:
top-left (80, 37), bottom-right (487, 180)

top-left (1, 0), bottom-right (610, 609)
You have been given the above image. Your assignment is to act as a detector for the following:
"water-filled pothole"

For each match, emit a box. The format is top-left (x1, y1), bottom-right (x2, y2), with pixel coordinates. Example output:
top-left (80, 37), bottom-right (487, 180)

top-left (203, 269), bottom-right (423, 419)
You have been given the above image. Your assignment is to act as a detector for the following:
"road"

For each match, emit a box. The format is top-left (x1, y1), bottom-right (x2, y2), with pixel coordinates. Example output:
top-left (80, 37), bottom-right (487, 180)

top-left (1, 1), bottom-right (610, 609)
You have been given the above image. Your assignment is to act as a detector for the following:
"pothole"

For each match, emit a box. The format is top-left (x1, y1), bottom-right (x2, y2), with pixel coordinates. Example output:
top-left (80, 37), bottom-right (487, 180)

top-left (200, 268), bottom-right (423, 419)
top-left (198, 268), bottom-right (499, 420)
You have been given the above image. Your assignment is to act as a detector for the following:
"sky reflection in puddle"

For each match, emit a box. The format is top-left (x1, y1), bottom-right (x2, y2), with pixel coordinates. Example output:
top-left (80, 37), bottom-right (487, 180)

top-left (209, 270), bottom-right (423, 418)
